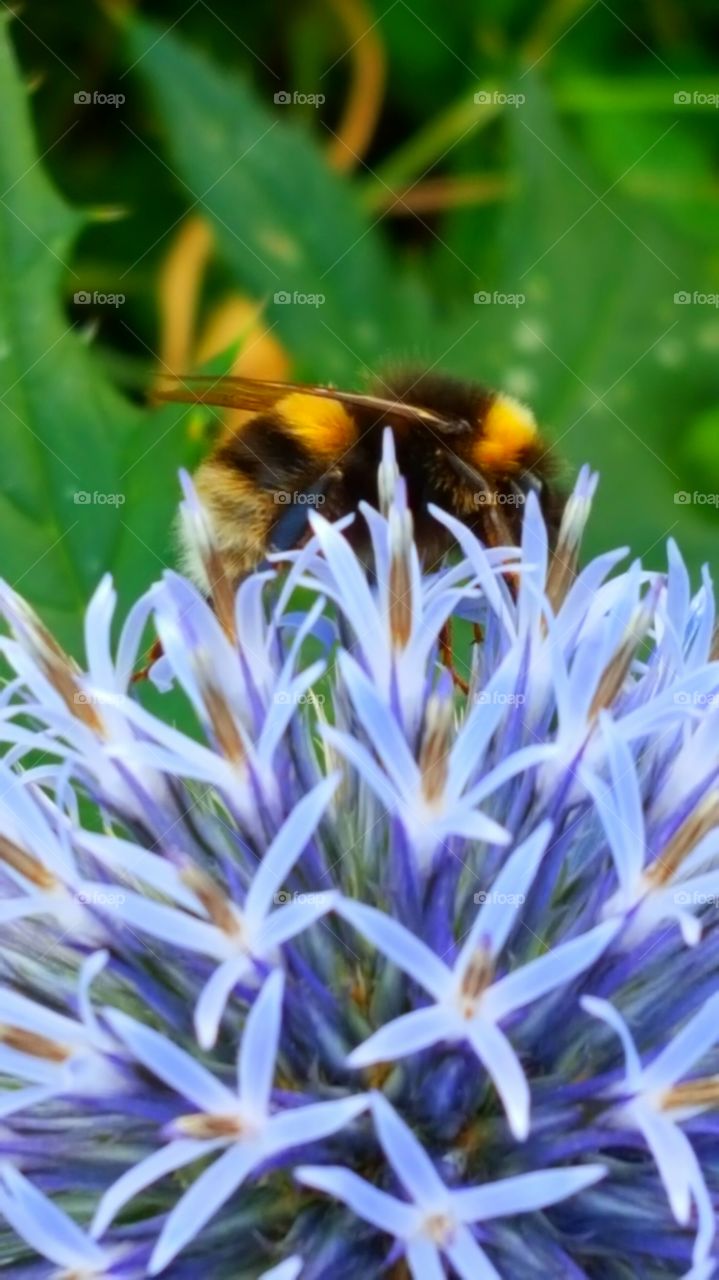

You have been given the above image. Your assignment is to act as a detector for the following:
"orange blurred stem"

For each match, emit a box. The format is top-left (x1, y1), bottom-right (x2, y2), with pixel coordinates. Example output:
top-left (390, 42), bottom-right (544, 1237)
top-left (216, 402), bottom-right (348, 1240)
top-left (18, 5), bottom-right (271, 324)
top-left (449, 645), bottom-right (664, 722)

top-left (379, 173), bottom-right (514, 215)
top-left (325, 0), bottom-right (386, 172)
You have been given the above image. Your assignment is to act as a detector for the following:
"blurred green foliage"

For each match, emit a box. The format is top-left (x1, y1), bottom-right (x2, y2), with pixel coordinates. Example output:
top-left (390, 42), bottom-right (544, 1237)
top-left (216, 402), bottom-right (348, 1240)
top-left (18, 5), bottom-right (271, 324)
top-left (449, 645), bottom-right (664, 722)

top-left (1, 0), bottom-right (718, 652)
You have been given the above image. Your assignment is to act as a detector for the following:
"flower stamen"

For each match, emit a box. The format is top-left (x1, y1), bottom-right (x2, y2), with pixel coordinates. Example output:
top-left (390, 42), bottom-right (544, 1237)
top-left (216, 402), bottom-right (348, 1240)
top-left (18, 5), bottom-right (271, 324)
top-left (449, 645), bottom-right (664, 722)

top-left (422, 1210), bottom-right (456, 1244)
top-left (662, 1077), bottom-right (719, 1111)
top-left (174, 1111), bottom-right (256, 1140)
top-left (546, 470), bottom-right (597, 611)
top-left (200, 670), bottom-right (246, 766)
top-left (459, 947), bottom-right (494, 1015)
top-left (645, 790), bottom-right (719, 888)
top-left (388, 506), bottom-right (414, 651)
top-left (0, 834), bottom-right (58, 889)
top-left (589, 603), bottom-right (651, 719)
top-left (1, 594), bottom-right (107, 734)
top-left (419, 688), bottom-right (453, 806)
top-left (0, 1024), bottom-right (71, 1062)
top-left (181, 866), bottom-right (245, 939)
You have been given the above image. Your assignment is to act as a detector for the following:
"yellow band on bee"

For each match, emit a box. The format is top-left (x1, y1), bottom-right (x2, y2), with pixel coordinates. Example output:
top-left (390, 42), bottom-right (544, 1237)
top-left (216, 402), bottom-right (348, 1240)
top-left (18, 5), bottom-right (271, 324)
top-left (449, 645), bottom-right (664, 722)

top-left (275, 393), bottom-right (357, 458)
top-left (473, 393), bottom-right (538, 472)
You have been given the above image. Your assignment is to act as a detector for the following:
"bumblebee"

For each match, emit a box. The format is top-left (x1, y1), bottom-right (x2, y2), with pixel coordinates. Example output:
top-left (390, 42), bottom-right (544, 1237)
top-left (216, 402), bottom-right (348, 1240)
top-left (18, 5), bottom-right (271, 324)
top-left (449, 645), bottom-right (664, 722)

top-left (156, 369), bottom-right (562, 584)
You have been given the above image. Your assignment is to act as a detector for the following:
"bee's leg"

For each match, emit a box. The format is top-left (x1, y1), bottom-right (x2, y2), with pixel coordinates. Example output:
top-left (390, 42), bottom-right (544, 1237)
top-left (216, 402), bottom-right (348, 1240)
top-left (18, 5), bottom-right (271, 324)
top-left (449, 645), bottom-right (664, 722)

top-left (438, 619), bottom-right (470, 694)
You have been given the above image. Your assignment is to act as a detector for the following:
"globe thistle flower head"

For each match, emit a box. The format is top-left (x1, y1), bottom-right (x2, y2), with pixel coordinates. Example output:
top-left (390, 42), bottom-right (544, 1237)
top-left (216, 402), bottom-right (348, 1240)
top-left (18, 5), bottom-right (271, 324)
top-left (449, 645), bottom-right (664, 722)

top-left (0, 435), bottom-right (718, 1278)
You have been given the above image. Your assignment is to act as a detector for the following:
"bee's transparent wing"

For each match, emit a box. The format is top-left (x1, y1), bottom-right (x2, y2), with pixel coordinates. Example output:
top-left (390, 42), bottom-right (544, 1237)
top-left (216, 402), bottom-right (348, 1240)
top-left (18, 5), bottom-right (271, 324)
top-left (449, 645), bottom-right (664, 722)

top-left (153, 375), bottom-right (468, 432)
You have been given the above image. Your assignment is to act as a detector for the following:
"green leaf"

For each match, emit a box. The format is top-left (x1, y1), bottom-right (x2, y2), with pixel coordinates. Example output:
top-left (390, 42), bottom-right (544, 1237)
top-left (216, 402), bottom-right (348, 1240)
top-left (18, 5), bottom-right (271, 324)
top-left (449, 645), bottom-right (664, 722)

top-left (677, 403), bottom-right (719, 490)
top-left (0, 16), bottom-right (196, 653)
top-left (578, 110), bottom-right (719, 244)
top-left (125, 16), bottom-right (430, 383)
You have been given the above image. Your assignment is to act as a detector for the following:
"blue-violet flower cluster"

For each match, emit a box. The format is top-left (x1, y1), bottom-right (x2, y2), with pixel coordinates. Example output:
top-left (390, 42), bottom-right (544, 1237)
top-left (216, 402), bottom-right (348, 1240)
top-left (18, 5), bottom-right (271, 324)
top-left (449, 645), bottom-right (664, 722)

top-left (0, 434), bottom-right (718, 1278)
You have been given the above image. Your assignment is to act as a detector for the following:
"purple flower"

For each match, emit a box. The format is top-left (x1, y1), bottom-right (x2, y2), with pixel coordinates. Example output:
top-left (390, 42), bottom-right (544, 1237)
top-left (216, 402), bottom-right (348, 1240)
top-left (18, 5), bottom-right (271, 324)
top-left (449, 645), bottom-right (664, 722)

top-left (79, 776), bottom-right (340, 1049)
top-left (337, 824), bottom-right (617, 1140)
top-left (298, 1093), bottom-right (605, 1279)
top-left (0, 435), bottom-right (718, 1278)
top-left (582, 992), bottom-right (719, 1266)
top-left (0, 1162), bottom-right (139, 1277)
top-left (582, 714), bottom-right (719, 945)
top-left (91, 970), bottom-right (368, 1274)
top-left (0, 951), bottom-right (127, 1118)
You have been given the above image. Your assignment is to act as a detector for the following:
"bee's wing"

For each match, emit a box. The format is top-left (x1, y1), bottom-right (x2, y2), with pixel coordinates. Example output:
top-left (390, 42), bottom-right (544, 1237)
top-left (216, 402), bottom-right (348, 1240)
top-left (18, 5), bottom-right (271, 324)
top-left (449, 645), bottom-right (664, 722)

top-left (153, 375), bottom-right (303, 413)
top-left (152, 374), bottom-right (469, 434)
